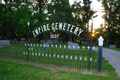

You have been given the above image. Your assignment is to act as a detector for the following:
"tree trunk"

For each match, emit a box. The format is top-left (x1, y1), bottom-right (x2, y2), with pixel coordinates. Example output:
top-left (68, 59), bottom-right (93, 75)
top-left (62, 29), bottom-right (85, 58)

top-left (79, 40), bottom-right (82, 45)
top-left (2, 31), bottom-right (6, 40)
top-left (107, 3), bottom-right (112, 47)
top-left (17, 32), bottom-right (20, 41)
top-left (106, 25), bottom-right (109, 47)
top-left (87, 23), bottom-right (89, 46)
top-left (69, 34), bottom-right (72, 41)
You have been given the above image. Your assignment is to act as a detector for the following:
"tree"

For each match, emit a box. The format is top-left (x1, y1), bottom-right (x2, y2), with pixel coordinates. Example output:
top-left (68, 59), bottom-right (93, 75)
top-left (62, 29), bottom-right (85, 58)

top-left (47, 0), bottom-right (72, 22)
top-left (46, 0), bottom-right (96, 42)
top-left (45, 0), bottom-right (72, 41)
top-left (31, 0), bottom-right (49, 25)
top-left (97, 0), bottom-right (120, 47)
top-left (83, 0), bottom-right (97, 45)
top-left (0, 0), bottom-right (33, 40)
top-left (93, 23), bottom-right (107, 45)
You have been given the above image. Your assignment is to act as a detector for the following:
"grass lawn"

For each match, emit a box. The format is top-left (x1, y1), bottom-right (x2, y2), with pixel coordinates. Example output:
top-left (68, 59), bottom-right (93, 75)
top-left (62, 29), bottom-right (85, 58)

top-left (0, 43), bottom-right (120, 80)
top-left (0, 43), bottom-right (98, 71)
top-left (0, 59), bottom-right (120, 80)
top-left (108, 48), bottom-right (120, 52)
top-left (103, 47), bottom-right (120, 52)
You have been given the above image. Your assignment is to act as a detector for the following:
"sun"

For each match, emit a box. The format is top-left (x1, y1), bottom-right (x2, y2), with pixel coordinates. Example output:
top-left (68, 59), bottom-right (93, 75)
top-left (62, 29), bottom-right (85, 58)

top-left (92, 33), bottom-right (95, 37)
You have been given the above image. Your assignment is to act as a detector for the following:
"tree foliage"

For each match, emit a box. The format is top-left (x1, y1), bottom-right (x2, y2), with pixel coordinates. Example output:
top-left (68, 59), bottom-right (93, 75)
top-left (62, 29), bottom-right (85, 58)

top-left (0, 0), bottom-right (96, 43)
top-left (93, 24), bottom-right (107, 45)
top-left (97, 0), bottom-right (120, 47)
top-left (0, 0), bottom-right (33, 40)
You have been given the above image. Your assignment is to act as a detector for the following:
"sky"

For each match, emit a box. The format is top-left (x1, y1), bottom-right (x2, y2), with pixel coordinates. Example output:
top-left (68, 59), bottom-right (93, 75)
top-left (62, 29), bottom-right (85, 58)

top-left (69, 0), bottom-right (105, 29)
top-left (90, 0), bottom-right (105, 29)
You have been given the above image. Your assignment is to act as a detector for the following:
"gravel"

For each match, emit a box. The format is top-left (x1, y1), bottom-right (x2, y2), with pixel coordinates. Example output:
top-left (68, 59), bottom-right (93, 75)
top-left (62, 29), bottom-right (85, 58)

top-left (94, 47), bottom-right (120, 77)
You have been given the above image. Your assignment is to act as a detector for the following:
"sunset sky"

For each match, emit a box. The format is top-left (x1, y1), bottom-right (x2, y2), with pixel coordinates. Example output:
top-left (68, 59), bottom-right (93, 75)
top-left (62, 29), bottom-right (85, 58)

top-left (90, 0), bottom-right (105, 29)
top-left (69, 0), bottom-right (105, 29)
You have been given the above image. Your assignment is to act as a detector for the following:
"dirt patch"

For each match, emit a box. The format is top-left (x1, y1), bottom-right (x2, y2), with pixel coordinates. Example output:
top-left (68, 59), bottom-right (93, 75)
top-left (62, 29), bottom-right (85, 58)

top-left (0, 57), bottom-right (79, 72)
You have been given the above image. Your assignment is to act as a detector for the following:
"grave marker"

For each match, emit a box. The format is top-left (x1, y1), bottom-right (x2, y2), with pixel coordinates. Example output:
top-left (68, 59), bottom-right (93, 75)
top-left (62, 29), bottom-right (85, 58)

top-left (67, 41), bottom-right (72, 44)
top-left (47, 40), bottom-right (52, 44)
top-left (40, 40), bottom-right (46, 43)
top-left (68, 43), bottom-right (79, 50)
top-left (109, 45), bottom-right (116, 48)
top-left (52, 40), bottom-right (59, 44)
top-left (43, 43), bottom-right (48, 50)
top-left (12, 40), bottom-right (18, 43)
top-left (19, 39), bottom-right (26, 44)
top-left (0, 40), bottom-right (10, 46)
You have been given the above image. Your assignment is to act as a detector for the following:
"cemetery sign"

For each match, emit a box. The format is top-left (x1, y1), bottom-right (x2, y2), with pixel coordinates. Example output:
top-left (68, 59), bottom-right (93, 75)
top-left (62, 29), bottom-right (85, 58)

top-left (32, 23), bottom-right (84, 37)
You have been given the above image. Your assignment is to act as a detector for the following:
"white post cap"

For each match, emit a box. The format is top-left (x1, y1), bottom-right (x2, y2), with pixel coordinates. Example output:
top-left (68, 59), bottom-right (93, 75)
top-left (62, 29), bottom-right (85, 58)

top-left (27, 21), bottom-right (30, 26)
top-left (98, 36), bottom-right (104, 46)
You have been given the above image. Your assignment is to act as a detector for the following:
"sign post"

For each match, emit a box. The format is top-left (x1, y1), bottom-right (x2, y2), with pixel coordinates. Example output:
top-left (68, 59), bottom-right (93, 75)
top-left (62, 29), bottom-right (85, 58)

top-left (98, 36), bottom-right (104, 73)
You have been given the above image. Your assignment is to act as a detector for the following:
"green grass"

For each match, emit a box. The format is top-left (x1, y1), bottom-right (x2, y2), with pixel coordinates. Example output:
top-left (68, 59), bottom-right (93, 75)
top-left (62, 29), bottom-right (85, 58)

top-left (0, 43), bottom-right (120, 80)
top-left (108, 48), bottom-right (120, 52)
top-left (0, 60), bottom-right (120, 80)
top-left (103, 47), bottom-right (120, 52)
top-left (0, 43), bottom-right (98, 70)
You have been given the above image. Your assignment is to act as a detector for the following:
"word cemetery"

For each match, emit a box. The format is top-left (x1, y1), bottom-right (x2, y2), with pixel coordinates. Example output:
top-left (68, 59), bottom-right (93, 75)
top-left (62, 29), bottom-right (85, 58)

top-left (32, 23), bottom-right (84, 37)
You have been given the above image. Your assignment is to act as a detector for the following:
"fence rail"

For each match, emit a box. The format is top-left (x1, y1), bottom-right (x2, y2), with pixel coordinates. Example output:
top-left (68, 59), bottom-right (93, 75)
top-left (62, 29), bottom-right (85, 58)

top-left (0, 43), bottom-right (98, 71)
